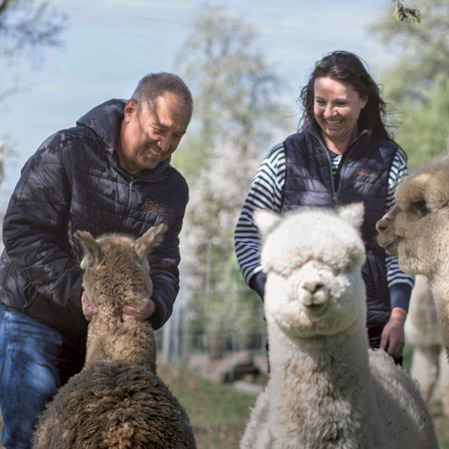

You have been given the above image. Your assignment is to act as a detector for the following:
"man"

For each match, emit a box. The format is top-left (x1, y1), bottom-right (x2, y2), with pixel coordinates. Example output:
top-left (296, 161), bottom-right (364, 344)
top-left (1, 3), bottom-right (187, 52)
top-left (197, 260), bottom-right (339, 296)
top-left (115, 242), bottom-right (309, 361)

top-left (0, 72), bottom-right (193, 449)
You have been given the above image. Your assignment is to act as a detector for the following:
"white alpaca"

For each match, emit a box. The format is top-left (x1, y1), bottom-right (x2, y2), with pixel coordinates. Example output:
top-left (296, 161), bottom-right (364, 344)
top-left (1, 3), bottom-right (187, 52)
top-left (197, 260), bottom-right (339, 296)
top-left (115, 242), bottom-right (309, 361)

top-left (241, 204), bottom-right (438, 449)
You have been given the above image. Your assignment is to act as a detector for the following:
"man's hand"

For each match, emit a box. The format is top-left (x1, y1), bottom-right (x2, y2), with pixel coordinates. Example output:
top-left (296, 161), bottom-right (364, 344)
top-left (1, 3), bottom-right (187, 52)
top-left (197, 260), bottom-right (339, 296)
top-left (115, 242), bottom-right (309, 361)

top-left (380, 307), bottom-right (407, 359)
top-left (122, 294), bottom-right (156, 322)
top-left (81, 291), bottom-right (97, 321)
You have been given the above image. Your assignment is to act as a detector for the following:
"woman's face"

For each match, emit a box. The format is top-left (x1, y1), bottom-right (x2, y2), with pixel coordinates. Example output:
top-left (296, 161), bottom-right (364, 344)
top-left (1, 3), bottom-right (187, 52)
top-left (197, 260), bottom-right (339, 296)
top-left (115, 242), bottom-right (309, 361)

top-left (313, 77), bottom-right (367, 144)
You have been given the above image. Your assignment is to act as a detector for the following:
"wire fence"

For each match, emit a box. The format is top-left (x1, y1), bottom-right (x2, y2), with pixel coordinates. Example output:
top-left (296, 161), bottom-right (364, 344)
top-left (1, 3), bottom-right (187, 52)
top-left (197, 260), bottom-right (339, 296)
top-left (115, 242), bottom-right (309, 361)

top-left (0, 208), bottom-right (266, 367)
top-left (157, 237), bottom-right (267, 366)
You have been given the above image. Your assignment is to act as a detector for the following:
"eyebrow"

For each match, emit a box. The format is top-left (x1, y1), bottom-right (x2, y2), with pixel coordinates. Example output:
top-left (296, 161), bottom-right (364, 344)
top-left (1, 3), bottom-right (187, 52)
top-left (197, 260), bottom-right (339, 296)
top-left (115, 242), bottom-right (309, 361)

top-left (315, 96), bottom-right (348, 101)
top-left (152, 123), bottom-right (168, 130)
top-left (151, 123), bottom-right (186, 136)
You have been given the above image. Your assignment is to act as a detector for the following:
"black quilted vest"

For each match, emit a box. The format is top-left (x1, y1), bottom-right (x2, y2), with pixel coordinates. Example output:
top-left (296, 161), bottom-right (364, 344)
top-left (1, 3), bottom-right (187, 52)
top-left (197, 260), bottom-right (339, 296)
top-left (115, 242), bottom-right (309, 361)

top-left (282, 125), bottom-right (399, 330)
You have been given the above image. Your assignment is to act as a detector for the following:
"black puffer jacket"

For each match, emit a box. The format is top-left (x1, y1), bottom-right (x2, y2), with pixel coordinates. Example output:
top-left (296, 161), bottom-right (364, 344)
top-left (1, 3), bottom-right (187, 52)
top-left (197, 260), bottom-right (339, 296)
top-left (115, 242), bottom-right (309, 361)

top-left (0, 99), bottom-right (189, 345)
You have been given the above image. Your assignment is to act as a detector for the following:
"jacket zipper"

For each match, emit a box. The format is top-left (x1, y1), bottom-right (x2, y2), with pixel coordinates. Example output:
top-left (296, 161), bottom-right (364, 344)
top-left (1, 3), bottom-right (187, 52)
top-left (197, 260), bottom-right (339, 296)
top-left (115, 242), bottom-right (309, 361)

top-left (308, 128), bottom-right (369, 207)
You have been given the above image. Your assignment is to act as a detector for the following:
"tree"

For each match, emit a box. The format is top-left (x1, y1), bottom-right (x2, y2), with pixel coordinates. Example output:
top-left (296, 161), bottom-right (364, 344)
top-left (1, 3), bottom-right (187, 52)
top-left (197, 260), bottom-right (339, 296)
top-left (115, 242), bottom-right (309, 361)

top-left (0, 0), bottom-right (66, 101)
top-left (372, 0), bottom-right (449, 166)
top-left (0, 0), bottom-right (66, 195)
top-left (394, 75), bottom-right (449, 169)
top-left (373, 0), bottom-right (449, 104)
top-left (173, 4), bottom-right (289, 357)
top-left (391, 0), bottom-right (421, 26)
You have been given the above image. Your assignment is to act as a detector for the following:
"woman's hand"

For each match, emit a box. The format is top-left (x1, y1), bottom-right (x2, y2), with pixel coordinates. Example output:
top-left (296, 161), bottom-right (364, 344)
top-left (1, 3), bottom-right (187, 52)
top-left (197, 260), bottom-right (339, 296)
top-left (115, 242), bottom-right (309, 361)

top-left (380, 307), bottom-right (407, 359)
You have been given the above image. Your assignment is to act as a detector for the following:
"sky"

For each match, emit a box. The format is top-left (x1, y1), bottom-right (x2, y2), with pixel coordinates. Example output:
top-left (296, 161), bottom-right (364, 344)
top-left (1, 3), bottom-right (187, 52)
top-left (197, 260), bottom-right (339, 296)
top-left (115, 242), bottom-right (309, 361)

top-left (0, 0), bottom-right (395, 202)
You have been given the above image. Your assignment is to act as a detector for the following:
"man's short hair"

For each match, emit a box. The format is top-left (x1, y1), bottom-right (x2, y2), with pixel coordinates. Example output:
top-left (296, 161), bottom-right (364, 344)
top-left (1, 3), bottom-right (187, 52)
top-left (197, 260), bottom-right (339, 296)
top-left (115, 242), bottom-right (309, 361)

top-left (132, 72), bottom-right (193, 114)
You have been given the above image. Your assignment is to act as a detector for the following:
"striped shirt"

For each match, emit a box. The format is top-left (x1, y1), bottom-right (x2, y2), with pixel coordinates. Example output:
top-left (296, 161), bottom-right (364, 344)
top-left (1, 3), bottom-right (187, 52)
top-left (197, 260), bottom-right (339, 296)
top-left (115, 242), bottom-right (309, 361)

top-left (235, 143), bottom-right (414, 290)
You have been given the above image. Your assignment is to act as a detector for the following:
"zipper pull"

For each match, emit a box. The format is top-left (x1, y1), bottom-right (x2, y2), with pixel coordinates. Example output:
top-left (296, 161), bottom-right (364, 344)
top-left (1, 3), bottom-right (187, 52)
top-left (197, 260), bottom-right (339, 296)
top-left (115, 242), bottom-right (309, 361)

top-left (332, 195), bottom-right (338, 206)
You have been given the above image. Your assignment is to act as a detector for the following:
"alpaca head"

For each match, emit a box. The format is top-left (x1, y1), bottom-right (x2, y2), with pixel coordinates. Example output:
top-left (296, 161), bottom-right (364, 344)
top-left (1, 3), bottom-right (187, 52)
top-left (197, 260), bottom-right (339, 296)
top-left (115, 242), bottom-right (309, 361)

top-left (74, 224), bottom-right (167, 308)
top-left (376, 155), bottom-right (449, 278)
top-left (254, 204), bottom-right (366, 339)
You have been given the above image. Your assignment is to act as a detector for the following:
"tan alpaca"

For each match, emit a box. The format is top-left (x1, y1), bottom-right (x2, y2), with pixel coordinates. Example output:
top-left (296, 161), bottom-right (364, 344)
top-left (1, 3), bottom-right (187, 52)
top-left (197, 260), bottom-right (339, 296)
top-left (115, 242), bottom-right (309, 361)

top-left (376, 154), bottom-right (449, 359)
top-left (33, 224), bottom-right (197, 449)
top-left (241, 204), bottom-right (438, 449)
top-left (376, 154), bottom-right (449, 419)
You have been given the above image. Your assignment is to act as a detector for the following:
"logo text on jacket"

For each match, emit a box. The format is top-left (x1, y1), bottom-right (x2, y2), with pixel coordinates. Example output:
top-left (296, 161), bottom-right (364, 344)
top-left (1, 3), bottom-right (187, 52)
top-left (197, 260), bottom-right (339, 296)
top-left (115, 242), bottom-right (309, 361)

top-left (142, 199), bottom-right (169, 215)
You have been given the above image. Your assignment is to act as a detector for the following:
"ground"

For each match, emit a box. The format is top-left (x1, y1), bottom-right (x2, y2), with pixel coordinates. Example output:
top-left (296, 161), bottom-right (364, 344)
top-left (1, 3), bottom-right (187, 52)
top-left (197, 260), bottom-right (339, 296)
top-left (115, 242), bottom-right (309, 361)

top-left (1, 360), bottom-right (447, 449)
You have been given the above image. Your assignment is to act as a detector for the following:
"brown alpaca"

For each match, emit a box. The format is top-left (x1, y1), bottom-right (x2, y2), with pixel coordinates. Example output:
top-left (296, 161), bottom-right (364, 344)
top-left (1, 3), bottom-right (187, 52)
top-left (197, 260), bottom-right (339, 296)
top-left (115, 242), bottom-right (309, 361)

top-left (33, 224), bottom-right (197, 449)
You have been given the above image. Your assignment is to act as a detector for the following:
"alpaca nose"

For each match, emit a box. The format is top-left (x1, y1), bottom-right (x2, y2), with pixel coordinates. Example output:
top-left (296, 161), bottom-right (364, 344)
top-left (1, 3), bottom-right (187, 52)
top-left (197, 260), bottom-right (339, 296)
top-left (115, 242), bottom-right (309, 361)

top-left (301, 279), bottom-right (327, 307)
top-left (303, 280), bottom-right (324, 295)
top-left (376, 208), bottom-right (396, 234)
top-left (376, 217), bottom-right (389, 233)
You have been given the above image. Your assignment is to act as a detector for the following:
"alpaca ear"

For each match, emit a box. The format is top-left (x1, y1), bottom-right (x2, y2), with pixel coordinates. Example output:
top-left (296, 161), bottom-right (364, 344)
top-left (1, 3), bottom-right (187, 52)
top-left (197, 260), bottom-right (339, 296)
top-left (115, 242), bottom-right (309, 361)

top-left (338, 203), bottom-right (364, 231)
top-left (134, 223), bottom-right (168, 259)
top-left (74, 231), bottom-right (102, 269)
top-left (253, 209), bottom-right (282, 237)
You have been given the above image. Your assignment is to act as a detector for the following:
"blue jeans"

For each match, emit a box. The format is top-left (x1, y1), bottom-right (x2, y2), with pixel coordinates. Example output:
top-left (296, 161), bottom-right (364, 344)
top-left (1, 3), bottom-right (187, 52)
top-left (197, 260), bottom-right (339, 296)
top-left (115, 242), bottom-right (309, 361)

top-left (0, 305), bottom-right (84, 449)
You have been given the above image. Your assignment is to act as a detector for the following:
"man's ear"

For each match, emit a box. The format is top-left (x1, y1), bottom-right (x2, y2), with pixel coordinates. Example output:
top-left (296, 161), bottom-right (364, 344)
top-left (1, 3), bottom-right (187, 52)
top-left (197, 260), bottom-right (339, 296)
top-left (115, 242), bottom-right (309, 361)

top-left (123, 99), bottom-right (137, 122)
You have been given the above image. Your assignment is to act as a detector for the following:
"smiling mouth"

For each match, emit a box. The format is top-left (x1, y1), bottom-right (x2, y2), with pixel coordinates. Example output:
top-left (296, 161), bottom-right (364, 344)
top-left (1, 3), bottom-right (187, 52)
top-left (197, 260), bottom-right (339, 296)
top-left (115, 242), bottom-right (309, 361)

top-left (146, 147), bottom-right (162, 158)
top-left (324, 118), bottom-right (343, 128)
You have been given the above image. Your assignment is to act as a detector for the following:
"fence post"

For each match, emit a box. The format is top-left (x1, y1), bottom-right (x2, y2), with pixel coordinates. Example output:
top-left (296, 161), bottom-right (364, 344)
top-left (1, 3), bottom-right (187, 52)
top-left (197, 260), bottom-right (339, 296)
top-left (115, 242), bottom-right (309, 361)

top-left (161, 307), bottom-right (172, 364)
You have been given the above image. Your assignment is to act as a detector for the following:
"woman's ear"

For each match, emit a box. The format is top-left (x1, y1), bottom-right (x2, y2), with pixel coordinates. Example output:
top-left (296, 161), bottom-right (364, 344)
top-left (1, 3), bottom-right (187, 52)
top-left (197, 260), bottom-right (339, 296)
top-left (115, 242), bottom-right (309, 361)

top-left (361, 96), bottom-right (368, 109)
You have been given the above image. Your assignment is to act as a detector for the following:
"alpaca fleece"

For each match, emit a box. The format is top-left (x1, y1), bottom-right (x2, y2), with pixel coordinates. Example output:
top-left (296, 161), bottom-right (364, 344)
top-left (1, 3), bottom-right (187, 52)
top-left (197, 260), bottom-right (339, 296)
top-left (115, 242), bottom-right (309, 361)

top-left (241, 204), bottom-right (439, 449)
top-left (34, 363), bottom-right (195, 449)
top-left (33, 225), bottom-right (196, 449)
top-left (406, 275), bottom-right (449, 415)
top-left (377, 154), bottom-right (449, 359)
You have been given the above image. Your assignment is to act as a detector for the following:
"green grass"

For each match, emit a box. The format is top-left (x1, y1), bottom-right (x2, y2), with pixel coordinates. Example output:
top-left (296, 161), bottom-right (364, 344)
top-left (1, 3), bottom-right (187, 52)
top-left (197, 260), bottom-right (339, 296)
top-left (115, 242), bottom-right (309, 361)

top-left (159, 364), bottom-right (256, 449)
top-left (432, 401), bottom-right (449, 449)
top-left (403, 344), bottom-right (449, 448)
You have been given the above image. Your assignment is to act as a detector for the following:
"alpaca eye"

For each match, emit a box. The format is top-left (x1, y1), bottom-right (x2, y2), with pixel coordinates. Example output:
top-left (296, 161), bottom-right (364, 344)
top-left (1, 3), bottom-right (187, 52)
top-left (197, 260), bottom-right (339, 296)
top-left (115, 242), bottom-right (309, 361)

top-left (413, 200), bottom-right (429, 219)
top-left (278, 269), bottom-right (290, 278)
top-left (335, 265), bottom-right (350, 275)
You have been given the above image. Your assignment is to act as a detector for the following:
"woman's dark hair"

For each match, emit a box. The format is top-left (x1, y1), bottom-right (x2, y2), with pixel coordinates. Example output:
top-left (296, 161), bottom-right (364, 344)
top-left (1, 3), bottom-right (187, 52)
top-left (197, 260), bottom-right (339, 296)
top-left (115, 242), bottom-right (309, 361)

top-left (298, 51), bottom-right (392, 140)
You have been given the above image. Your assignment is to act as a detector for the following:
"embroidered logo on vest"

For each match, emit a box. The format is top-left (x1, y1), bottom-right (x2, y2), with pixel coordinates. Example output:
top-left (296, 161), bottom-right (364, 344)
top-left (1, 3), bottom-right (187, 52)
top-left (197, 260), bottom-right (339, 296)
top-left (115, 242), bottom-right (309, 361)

top-left (356, 170), bottom-right (377, 179)
top-left (142, 199), bottom-right (169, 215)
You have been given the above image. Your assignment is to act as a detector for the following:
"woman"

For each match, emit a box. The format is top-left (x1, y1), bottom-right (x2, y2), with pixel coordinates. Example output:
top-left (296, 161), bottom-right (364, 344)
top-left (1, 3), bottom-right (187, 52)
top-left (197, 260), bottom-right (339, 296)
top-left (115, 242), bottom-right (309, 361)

top-left (234, 50), bottom-right (413, 362)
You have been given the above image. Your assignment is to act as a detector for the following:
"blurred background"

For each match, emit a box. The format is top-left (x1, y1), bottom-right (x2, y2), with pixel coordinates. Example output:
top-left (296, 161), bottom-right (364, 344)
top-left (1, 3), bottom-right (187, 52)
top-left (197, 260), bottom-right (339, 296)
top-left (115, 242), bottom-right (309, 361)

top-left (1, 1), bottom-right (448, 447)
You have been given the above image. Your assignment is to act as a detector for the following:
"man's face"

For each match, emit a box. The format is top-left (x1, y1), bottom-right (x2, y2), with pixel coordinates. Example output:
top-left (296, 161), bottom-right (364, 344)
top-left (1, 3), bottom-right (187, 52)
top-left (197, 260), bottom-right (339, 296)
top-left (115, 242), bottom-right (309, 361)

top-left (119, 92), bottom-right (191, 174)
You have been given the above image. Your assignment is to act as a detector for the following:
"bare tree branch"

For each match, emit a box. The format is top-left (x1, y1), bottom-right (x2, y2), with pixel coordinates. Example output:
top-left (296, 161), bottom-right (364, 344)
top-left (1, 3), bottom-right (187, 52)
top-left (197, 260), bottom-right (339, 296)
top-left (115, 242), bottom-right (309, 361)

top-left (0, 0), bottom-right (67, 62)
top-left (391, 0), bottom-right (422, 26)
